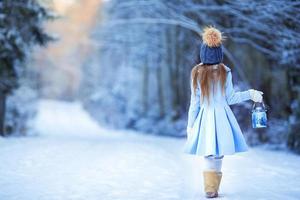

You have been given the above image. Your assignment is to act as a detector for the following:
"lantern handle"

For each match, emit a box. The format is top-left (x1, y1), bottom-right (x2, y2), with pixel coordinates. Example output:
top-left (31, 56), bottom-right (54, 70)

top-left (252, 100), bottom-right (266, 111)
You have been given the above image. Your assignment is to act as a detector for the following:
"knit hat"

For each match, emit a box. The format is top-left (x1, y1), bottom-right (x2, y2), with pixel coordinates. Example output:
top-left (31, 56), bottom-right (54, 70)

top-left (200, 26), bottom-right (224, 65)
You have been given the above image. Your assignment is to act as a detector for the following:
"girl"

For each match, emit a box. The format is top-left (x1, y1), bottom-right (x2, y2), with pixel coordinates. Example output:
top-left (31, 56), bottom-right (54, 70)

top-left (184, 26), bottom-right (263, 198)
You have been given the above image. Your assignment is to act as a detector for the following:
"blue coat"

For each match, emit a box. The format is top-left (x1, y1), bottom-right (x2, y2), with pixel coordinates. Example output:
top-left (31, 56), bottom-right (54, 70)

top-left (183, 65), bottom-right (250, 156)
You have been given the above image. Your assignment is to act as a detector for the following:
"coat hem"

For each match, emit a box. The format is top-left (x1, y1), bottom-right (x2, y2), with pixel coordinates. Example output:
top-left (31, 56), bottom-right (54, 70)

top-left (183, 148), bottom-right (248, 157)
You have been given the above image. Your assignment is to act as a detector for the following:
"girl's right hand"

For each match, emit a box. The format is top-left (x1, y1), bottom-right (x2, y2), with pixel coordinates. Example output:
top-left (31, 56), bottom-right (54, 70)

top-left (249, 89), bottom-right (264, 102)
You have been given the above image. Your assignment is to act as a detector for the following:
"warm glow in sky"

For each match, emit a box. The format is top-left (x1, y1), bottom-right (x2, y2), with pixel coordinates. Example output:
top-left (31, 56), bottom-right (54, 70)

top-left (52, 0), bottom-right (78, 14)
top-left (33, 0), bottom-right (102, 98)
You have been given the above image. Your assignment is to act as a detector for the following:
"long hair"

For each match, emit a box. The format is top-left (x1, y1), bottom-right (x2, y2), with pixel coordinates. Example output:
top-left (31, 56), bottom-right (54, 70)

top-left (191, 63), bottom-right (227, 103)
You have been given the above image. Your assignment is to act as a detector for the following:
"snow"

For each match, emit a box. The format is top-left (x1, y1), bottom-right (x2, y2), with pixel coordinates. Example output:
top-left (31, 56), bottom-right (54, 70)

top-left (0, 99), bottom-right (300, 200)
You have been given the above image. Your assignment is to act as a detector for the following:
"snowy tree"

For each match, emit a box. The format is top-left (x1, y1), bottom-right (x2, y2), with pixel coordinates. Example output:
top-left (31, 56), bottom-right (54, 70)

top-left (83, 0), bottom-right (199, 136)
top-left (0, 0), bottom-right (53, 136)
top-left (82, 0), bottom-right (300, 144)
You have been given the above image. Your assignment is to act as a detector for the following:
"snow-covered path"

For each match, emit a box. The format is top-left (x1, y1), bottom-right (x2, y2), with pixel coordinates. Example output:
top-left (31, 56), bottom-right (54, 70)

top-left (0, 100), bottom-right (300, 200)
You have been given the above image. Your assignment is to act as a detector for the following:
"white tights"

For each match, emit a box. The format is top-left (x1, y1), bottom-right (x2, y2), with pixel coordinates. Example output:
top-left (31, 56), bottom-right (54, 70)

top-left (203, 155), bottom-right (224, 172)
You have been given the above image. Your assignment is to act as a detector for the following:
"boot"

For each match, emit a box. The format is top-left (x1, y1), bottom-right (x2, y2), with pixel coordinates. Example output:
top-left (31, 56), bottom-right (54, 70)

top-left (216, 172), bottom-right (222, 191)
top-left (203, 171), bottom-right (221, 198)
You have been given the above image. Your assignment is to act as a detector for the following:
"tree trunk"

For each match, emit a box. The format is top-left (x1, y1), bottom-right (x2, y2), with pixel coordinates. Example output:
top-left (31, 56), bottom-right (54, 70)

top-left (0, 91), bottom-right (6, 136)
top-left (156, 66), bottom-right (165, 117)
top-left (142, 63), bottom-right (149, 114)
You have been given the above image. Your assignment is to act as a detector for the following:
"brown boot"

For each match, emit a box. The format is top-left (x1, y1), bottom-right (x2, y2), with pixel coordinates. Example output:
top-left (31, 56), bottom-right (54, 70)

top-left (216, 172), bottom-right (222, 192)
top-left (203, 171), bottom-right (220, 198)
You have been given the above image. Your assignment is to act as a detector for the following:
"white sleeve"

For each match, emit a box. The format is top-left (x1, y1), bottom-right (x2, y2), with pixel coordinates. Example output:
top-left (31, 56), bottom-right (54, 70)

top-left (225, 71), bottom-right (251, 105)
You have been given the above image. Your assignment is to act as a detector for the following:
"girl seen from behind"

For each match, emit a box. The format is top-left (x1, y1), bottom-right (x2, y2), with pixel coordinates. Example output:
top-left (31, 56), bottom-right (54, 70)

top-left (184, 26), bottom-right (263, 198)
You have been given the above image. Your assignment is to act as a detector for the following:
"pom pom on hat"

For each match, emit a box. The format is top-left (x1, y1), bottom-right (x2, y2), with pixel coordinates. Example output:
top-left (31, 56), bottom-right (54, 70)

top-left (199, 26), bottom-right (224, 64)
top-left (202, 26), bottom-right (223, 47)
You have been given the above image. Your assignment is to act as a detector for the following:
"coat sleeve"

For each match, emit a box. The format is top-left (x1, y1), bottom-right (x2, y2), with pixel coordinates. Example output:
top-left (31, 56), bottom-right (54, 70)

top-left (187, 77), bottom-right (201, 129)
top-left (225, 71), bottom-right (251, 105)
